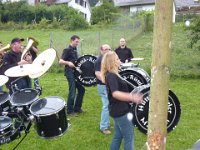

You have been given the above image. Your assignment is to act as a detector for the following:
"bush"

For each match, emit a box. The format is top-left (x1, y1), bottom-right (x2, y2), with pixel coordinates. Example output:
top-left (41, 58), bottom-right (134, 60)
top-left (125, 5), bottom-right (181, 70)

top-left (187, 16), bottom-right (200, 51)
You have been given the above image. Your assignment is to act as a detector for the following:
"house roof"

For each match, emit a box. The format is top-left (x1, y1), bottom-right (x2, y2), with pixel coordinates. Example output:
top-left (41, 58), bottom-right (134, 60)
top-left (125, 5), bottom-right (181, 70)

top-left (113, 0), bottom-right (155, 7)
top-left (113, 0), bottom-right (200, 8)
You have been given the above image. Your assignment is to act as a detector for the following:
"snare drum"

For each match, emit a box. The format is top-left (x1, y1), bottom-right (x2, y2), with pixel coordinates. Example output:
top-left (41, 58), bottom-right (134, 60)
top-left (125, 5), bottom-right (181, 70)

top-left (0, 91), bottom-right (11, 112)
top-left (119, 67), bottom-right (150, 92)
top-left (0, 116), bottom-right (21, 145)
top-left (10, 89), bottom-right (39, 117)
top-left (30, 96), bottom-right (68, 138)
top-left (132, 84), bottom-right (181, 134)
top-left (74, 55), bottom-right (97, 86)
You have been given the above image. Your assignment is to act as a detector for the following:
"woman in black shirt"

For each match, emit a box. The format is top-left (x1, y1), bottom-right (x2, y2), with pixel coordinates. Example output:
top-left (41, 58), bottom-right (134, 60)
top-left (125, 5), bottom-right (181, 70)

top-left (101, 51), bottom-right (143, 150)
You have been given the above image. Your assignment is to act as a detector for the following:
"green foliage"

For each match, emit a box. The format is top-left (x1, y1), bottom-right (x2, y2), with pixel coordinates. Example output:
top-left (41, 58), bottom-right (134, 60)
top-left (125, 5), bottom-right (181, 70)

top-left (91, 1), bottom-right (119, 25)
top-left (187, 16), bottom-right (200, 51)
top-left (0, 2), bottom-right (88, 30)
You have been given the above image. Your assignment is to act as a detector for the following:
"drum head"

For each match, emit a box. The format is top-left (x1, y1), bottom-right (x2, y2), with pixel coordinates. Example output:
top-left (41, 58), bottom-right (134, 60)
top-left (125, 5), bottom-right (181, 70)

top-left (132, 85), bottom-right (181, 134)
top-left (0, 116), bottom-right (12, 131)
top-left (119, 68), bottom-right (150, 92)
top-left (0, 91), bottom-right (9, 105)
top-left (10, 89), bottom-right (39, 106)
top-left (30, 96), bottom-right (65, 116)
top-left (74, 55), bottom-right (97, 86)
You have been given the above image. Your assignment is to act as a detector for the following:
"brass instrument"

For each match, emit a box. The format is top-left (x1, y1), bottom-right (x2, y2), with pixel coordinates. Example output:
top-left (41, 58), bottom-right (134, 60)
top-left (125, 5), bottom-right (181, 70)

top-left (0, 44), bottom-right (11, 67)
top-left (0, 44), bottom-right (11, 52)
top-left (21, 37), bottom-right (39, 61)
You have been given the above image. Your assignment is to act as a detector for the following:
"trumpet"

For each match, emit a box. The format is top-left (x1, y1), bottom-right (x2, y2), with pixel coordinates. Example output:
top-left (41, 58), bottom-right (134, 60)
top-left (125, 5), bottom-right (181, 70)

top-left (0, 44), bottom-right (11, 52)
top-left (0, 44), bottom-right (11, 67)
top-left (21, 37), bottom-right (39, 61)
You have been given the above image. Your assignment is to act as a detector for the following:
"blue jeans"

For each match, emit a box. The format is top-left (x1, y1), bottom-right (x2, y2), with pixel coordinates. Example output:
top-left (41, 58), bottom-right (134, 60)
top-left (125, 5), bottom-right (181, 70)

top-left (97, 84), bottom-right (110, 131)
top-left (0, 86), bottom-right (2, 91)
top-left (110, 114), bottom-right (134, 150)
top-left (65, 68), bottom-right (85, 114)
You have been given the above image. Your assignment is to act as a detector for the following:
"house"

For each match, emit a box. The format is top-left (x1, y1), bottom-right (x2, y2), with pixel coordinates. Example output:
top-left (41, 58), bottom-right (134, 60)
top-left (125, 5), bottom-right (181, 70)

top-left (113, 0), bottom-right (200, 22)
top-left (27, 0), bottom-right (91, 22)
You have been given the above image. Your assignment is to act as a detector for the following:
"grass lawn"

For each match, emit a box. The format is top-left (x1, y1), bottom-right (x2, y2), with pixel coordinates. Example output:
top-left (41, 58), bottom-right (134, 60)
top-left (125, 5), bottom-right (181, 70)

top-left (1, 23), bottom-right (200, 149)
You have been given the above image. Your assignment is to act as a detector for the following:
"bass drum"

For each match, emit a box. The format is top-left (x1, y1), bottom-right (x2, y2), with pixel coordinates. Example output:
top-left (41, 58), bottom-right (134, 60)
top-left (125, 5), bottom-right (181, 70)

top-left (74, 55), bottom-right (97, 87)
top-left (30, 96), bottom-right (68, 138)
top-left (132, 84), bottom-right (181, 134)
top-left (119, 67), bottom-right (150, 92)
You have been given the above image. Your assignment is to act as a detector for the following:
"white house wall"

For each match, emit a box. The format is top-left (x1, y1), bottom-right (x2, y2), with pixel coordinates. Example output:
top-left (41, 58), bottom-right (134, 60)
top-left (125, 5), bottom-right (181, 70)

top-left (130, 4), bottom-right (155, 12)
top-left (68, 0), bottom-right (91, 22)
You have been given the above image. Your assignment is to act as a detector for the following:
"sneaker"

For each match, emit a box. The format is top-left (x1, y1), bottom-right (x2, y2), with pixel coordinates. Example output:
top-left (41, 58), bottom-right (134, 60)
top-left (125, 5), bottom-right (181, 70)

top-left (67, 112), bottom-right (78, 117)
top-left (74, 109), bottom-right (84, 114)
top-left (101, 129), bottom-right (111, 135)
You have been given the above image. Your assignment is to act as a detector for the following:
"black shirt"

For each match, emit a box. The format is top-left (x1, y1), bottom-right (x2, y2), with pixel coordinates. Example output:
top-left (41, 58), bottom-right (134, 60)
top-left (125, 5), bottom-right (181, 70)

top-left (106, 72), bottom-right (130, 118)
top-left (115, 46), bottom-right (133, 63)
top-left (2, 50), bottom-right (23, 88)
top-left (94, 55), bottom-right (104, 85)
top-left (61, 45), bottom-right (78, 75)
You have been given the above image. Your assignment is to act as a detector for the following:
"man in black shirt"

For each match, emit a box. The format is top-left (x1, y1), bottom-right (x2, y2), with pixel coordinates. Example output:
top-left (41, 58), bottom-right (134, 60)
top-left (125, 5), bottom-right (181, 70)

top-left (115, 38), bottom-right (133, 63)
top-left (59, 35), bottom-right (85, 115)
top-left (2, 38), bottom-right (31, 94)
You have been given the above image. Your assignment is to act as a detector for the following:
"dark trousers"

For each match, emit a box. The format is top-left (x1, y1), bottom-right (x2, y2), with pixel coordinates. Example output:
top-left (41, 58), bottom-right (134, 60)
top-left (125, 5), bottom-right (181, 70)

top-left (65, 68), bottom-right (85, 114)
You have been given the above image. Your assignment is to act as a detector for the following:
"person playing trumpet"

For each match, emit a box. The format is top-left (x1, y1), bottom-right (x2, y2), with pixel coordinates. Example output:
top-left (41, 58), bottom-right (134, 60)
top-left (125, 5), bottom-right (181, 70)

top-left (1, 38), bottom-right (31, 95)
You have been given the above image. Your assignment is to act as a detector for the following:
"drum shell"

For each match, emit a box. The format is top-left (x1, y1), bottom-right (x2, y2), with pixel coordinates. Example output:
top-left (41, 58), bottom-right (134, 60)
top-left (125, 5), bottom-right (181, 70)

top-left (0, 116), bottom-right (13, 138)
top-left (132, 84), bottom-right (181, 134)
top-left (74, 55), bottom-right (97, 86)
top-left (119, 67), bottom-right (150, 92)
top-left (30, 96), bottom-right (68, 138)
top-left (0, 91), bottom-right (11, 112)
top-left (10, 88), bottom-right (39, 116)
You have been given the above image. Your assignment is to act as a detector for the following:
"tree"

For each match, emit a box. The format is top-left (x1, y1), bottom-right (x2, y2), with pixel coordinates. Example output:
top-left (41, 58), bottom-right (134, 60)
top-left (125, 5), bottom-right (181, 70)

top-left (147, 0), bottom-right (173, 149)
top-left (91, 1), bottom-right (118, 25)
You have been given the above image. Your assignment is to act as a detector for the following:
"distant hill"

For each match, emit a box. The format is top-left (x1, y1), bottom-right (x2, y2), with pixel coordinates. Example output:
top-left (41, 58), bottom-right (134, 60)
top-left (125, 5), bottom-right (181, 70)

top-left (89, 0), bottom-right (99, 7)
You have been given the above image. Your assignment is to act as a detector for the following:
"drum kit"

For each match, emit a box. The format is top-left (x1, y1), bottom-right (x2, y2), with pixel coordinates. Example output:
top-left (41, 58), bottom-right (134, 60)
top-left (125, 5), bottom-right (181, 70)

top-left (0, 50), bottom-right (181, 147)
top-left (0, 48), bottom-right (70, 147)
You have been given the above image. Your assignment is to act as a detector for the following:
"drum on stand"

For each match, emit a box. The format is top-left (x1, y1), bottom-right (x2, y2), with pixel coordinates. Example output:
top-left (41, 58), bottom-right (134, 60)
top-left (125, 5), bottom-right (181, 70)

top-left (131, 84), bottom-right (181, 134)
top-left (0, 116), bottom-right (21, 145)
top-left (0, 91), bottom-right (11, 112)
top-left (30, 96), bottom-right (68, 138)
top-left (10, 88), bottom-right (39, 118)
top-left (74, 55), bottom-right (97, 87)
top-left (119, 66), bottom-right (150, 92)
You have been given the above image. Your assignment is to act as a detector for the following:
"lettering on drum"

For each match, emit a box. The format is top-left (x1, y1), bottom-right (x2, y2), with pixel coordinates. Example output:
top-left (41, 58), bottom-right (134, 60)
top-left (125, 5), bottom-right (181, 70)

top-left (0, 137), bottom-right (11, 144)
top-left (133, 88), bottom-right (181, 134)
top-left (75, 55), bottom-right (97, 86)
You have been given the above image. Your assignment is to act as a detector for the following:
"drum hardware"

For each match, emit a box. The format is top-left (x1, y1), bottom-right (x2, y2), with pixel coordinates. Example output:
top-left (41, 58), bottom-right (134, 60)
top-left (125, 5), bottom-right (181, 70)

top-left (120, 63), bottom-right (139, 69)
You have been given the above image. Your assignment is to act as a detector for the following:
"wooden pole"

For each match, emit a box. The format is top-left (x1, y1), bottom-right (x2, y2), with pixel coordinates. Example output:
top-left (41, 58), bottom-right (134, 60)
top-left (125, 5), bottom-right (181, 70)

top-left (147, 0), bottom-right (173, 149)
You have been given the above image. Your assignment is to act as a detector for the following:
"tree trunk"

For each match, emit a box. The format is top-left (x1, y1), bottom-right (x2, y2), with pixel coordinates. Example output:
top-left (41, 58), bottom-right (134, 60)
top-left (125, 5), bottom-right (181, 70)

top-left (147, 0), bottom-right (173, 150)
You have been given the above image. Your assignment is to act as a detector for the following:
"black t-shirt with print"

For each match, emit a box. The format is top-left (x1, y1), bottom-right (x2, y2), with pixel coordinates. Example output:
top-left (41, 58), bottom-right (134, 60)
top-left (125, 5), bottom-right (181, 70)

top-left (106, 72), bottom-right (130, 118)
